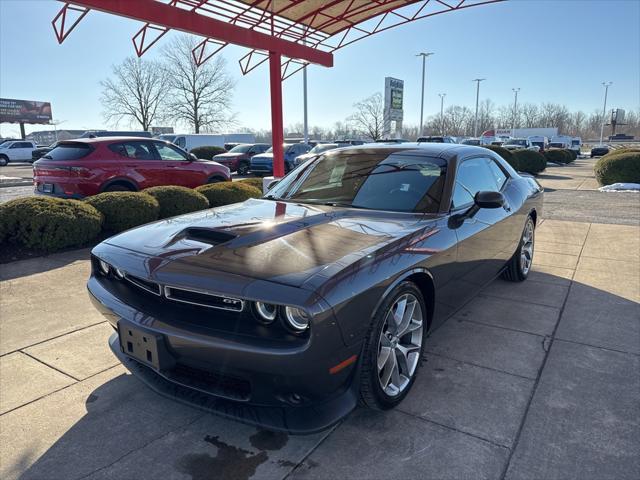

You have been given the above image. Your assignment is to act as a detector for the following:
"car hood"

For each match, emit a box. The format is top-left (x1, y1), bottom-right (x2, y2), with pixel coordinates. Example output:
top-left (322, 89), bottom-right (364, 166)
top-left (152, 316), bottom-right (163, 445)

top-left (102, 199), bottom-right (435, 289)
top-left (214, 152), bottom-right (243, 159)
top-left (251, 153), bottom-right (274, 161)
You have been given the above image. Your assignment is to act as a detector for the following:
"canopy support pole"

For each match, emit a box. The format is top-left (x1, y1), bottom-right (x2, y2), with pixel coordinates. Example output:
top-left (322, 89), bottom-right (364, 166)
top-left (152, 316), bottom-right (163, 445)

top-left (269, 51), bottom-right (285, 178)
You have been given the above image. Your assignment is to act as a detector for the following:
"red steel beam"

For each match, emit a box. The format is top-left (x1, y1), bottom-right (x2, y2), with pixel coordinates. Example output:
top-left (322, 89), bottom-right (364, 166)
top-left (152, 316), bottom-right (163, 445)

top-left (269, 52), bottom-right (285, 178)
top-left (64, 0), bottom-right (333, 67)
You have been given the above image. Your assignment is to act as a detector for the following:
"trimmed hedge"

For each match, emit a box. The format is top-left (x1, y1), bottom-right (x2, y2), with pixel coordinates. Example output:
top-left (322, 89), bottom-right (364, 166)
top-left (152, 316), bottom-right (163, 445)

top-left (143, 185), bottom-right (209, 218)
top-left (481, 145), bottom-right (518, 170)
top-left (0, 197), bottom-right (102, 251)
top-left (236, 177), bottom-right (265, 191)
top-left (86, 192), bottom-right (159, 232)
top-left (594, 150), bottom-right (640, 186)
top-left (195, 182), bottom-right (262, 207)
top-left (567, 149), bottom-right (578, 161)
top-left (191, 146), bottom-right (227, 160)
top-left (544, 148), bottom-right (572, 165)
top-left (512, 149), bottom-right (546, 174)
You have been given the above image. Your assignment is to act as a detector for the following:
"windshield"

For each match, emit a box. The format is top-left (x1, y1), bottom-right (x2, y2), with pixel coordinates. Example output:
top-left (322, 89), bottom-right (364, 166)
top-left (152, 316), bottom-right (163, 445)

top-left (265, 144), bottom-right (292, 154)
top-left (229, 144), bottom-right (252, 153)
top-left (463, 139), bottom-right (480, 145)
top-left (309, 144), bottom-right (338, 154)
top-left (506, 139), bottom-right (527, 146)
top-left (267, 150), bottom-right (446, 213)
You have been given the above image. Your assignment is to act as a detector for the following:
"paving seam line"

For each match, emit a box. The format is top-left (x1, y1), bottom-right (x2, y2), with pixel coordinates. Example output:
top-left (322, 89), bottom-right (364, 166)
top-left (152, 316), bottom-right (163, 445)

top-left (497, 222), bottom-right (592, 480)
top-left (422, 351), bottom-right (537, 382)
top-left (553, 338), bottom-right (640, 358)
top-left (282, 422), bottom-right (342, 480)
top-left (20, 349), bottom-right (81, 382)
top-left (458, 317), bottom-right (548, 338)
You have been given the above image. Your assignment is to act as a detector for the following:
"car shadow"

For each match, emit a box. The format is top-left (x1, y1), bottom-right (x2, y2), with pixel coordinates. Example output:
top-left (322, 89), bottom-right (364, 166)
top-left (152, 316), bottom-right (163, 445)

top-left (11, 272), bottom-right (639, 480)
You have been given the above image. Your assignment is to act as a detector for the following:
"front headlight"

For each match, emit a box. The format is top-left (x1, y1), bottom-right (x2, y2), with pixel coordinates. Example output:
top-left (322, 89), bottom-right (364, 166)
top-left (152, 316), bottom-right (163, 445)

top-left (284, 306), bottom-right (310, 332)
top-left (254, 302), bottom-right (277, 323)
top-left (98, 259), bottom-right (110, 275)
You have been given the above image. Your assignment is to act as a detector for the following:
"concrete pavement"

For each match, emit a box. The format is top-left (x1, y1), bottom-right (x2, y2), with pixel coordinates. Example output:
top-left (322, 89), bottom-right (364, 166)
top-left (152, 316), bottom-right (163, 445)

top-left (1, 218), bottom-right (638, 480)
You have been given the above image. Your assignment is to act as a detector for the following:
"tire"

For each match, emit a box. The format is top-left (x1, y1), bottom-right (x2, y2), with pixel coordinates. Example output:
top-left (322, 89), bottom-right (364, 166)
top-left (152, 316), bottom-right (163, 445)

top-left (103, 183), bottom-right (134, 192)
top-left (0, 156), bottom-right (8, 167)
top-left (237, 162), bottom-right (249, 175)
top-left (502, 216), bottom-right (535, 282)
top-left (359, 281), bottom-right (427, 410)
top-left (206, 176), bottom-right (225, 184)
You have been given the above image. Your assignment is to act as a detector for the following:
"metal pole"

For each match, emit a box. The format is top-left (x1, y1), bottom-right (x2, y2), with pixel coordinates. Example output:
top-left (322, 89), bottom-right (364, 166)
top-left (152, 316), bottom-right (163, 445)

top-left (599, 81), bottom-right (612, 145)
top-left (416, 52), bottom-right (434, 136)
top-left (512, 88), bottom-right (520, 132)
top-left (438, 93), bottom-right (446, 135)
top-left (303, 63), bottom-right (308, 144)
top-left (472, 78), bottom-right (485, 137)
top-left (269, 51), bottom-right (285, 178)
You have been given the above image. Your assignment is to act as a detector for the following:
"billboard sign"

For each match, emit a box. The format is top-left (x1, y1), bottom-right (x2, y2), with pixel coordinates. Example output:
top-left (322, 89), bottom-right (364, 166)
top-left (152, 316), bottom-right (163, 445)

top-left (611, 108), bottom-right (625, 124)
top-left (0, 98), bottom-right (53, 124)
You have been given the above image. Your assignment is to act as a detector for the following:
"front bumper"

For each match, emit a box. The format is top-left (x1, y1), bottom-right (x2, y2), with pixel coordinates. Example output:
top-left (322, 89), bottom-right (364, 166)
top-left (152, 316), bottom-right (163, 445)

top-left (88, 276), bottom-right (361, 434)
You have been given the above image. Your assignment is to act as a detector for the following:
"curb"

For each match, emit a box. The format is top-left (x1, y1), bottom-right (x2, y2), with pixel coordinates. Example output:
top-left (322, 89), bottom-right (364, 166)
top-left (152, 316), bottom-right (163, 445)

top-left (0, 180), bottom-right (33, 188)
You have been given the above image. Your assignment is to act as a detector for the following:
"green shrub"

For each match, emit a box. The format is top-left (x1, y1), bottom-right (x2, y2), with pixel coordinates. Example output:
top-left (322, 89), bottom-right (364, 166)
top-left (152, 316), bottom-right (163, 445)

top-left (567, 149), bottom-right (578, 161)
top-left (512, 149), bottom-right (546, 174)
top-left (86, 192), bottom-right (159, 232)
top-left (236, 177), bottom-right (265, 191)
top-left (0, 197), bottom-right (102, 251)
top-left (143, 185), bottom-right (209, 218)
top-left (191, 146), bottom-right (227, 160)
top-left (195, 182), bottom-right (262, 207)
top-left (481, 145), bottom-right (518, 170)
top-left (544, 148), bottom-right (572, 165)
top-left (594, 151), bottom-right (640, 186)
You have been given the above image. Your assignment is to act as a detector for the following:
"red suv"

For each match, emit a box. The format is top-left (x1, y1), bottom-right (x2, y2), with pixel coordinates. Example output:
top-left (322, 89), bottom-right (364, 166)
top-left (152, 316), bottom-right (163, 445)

top-left (33, 137), bottom-right (231, 198)
top-left (213, 143), bottom-right (270, 174)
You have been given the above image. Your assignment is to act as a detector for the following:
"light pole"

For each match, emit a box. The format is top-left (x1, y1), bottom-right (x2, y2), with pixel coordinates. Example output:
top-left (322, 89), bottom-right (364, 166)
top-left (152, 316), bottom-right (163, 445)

top-left (416, 52), bottom-right (434, 136)
top-left (511, 88), bottom-right (520, 132)
top-left (51, 119), bottom-right (66, 142)
top-left (472, 78), bottom-right (485, 137)
top-left (599, 81), bottom-right (612, 145)
top-left (438, 93), bottom-right (446, 135)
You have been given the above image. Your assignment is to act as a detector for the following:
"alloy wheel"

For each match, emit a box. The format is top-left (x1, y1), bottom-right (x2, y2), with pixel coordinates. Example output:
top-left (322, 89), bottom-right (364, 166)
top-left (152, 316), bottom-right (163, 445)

top-left (520, 219), bottom-right (534, 275)
top-left (377, 293), bottom-right (423, 397)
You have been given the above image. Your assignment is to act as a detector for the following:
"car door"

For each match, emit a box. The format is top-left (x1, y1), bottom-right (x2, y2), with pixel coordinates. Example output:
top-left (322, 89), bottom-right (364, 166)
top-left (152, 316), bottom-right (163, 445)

top-left (107, 140), bottom-right (163, 188)
top-left (151, 141), bottom-right (204, 187)
top-left (449, 155), bottom-right (516, 301)
top-left (9, 142), bottom-right (31, 161)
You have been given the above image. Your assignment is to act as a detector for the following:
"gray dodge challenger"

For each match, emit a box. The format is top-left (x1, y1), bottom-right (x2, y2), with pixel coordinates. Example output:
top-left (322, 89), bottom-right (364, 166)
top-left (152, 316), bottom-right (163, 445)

top-left (88, 143), bottom-right (543, 433)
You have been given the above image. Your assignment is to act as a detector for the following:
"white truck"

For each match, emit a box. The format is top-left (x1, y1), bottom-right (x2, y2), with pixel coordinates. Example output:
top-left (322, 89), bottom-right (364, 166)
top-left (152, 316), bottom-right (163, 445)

top-left (158, 133), bottom-right (256, 152)
top-left (550, 135), bottom-right (582, 155)
top-left (0, 140), bottom-right (38, 166)
top-left (502, 138), bottom-right (539, 151)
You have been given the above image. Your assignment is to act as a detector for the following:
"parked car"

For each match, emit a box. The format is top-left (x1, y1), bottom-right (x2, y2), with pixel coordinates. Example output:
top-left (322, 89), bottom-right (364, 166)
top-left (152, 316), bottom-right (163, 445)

top-left (31, 142), bottom-right (60, 162)
top-left (460, 138), bottom-right (481, 146)
top-left (0, 140), bottom-right (38, 166)
top-left (334, 139), bottom-right (365, 146)
top-left (33, 137), bottom-right (230, 198)
top-left (213, 143), bottom-right (271, 174)
top-left (249, 143), bottom-right (312, 175)
top-left (88, 142), bottom-right (542, 433)
top-left (293, 143), bottom-right (340, 166)
top-left (590, 145), bottom-right (610, 157)
top-left (416, 136), bottom-right (456, 143)
top-left (503, 138), bottom-right (539, 152)
top-left (158, 134), bottom-right (225, 152)
top-left (375, 138), bottom-right (409, 144)
top-left (528, 136), bottom-right (548, 152)
top-left (81, 130), bottom-right (153, 139)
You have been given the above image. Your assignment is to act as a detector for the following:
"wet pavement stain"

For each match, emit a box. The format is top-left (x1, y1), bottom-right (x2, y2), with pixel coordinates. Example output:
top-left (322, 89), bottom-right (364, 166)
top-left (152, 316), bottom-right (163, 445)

top-left (176, 435), bottom-right (268, 480)
top-left (249, 430), bottom-right (288, 451)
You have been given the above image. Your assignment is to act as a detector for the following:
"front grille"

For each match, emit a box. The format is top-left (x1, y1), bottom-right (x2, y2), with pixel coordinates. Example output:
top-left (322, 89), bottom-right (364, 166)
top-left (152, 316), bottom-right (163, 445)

top-left (125, 274), bottom-right (161, 296)
top-left (165, 363), bottom-right (251, 401)
top-left (164, 286), bottom-right (244, 312)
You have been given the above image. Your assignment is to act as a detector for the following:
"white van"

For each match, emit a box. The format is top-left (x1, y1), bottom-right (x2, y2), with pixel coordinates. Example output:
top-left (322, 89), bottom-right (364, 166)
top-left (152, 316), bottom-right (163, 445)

top-left (158, 134), bottom-right (225, 152)
top-left (528, 136), bottom-right (549, 152)
top-left (550, 135), bottom-right (582, 155)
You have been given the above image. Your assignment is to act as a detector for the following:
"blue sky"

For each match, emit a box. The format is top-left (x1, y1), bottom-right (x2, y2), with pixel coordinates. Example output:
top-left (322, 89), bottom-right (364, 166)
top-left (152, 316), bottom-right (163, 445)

top-left (1, 0), bottom-right (639, 137)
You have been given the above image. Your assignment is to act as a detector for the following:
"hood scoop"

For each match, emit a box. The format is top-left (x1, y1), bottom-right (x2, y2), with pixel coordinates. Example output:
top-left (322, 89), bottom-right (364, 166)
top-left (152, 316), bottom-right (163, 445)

top-left (180, 227), bottom-right (237, 246)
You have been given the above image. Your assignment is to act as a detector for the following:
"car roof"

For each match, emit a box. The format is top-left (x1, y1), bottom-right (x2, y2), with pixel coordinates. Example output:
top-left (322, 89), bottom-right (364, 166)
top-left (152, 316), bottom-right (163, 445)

top-left (60, 136), bottom-right (169, 144)
top-left (333, 142), bottom-right (484, 162)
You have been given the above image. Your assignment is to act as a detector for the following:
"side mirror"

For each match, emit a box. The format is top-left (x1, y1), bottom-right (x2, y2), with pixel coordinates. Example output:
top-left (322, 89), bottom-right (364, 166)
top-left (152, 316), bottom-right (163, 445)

top-left (267, 179), bottom-right (280, 190)
top-left (189, 153), bottom-right (198, 161)
top-left (474, 191), bottom-right (505, 209)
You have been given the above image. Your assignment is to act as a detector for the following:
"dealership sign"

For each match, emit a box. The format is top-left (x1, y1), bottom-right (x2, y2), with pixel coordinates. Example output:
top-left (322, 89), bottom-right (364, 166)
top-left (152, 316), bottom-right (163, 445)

top-left (383, 77), bottom-right (404, 137)
top-left (0, 98), bottom-right (53, 124)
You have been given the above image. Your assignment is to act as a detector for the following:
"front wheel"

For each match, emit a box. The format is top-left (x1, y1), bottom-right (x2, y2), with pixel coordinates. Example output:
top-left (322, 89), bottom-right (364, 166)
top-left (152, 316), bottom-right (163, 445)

top-left (502, 216), bottom-right (535, 282)
top-left (0, 156), bottom-right (8, 167)
top-left (359, 281), bottom-right (427, 410)
top-left (237, 162), bottom-right (249, 175)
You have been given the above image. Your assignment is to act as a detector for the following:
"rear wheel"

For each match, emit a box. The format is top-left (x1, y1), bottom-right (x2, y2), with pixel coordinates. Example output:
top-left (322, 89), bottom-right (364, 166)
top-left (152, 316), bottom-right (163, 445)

top-left (206, 176), bottom-right (225, 184)
top-left (359, 281), bottom-right (426, 410)
top-left (502, 216), bottom-right (535, 282)
top-left (103, 183), bottom-right (135, 192)
top-left (0, 155), bottom-right (8, 167)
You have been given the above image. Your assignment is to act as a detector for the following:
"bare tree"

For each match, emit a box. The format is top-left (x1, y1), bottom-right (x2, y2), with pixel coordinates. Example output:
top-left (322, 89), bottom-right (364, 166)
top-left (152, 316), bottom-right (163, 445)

top-left (163, 35), bottom-right (235, 133)
top-left (100, 56), bottom-right (168, 131)
top-left (348, 93), bottom-right (384, 141)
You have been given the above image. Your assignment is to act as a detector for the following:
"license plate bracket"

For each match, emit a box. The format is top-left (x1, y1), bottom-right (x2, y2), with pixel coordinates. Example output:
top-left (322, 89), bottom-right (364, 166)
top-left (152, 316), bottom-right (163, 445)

top-left (42, 183), bottom-right (53, 193)
top-left (118, 321), bottom-right (173, 371)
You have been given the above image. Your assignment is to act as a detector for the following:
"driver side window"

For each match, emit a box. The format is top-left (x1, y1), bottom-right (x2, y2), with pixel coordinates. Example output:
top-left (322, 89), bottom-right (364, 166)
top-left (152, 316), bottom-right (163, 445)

top-left (154, 142), bottom-right (188, 161)
top-left (451, 157), bottom-right (502, 209)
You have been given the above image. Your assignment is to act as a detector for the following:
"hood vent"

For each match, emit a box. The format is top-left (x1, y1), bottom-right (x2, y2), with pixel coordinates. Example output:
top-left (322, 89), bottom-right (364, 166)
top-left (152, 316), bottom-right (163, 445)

top-left (182, 227), bottom-right (237, 246)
